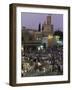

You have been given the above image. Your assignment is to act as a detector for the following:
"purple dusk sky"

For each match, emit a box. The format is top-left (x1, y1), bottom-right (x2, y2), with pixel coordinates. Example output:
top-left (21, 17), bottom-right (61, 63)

top-left (21, 13), bottom-right (63, 31)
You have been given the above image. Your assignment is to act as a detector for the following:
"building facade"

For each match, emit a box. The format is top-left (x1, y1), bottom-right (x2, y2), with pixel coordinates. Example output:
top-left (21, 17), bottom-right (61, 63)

top-left (22, 16), bottom-right (55, 52)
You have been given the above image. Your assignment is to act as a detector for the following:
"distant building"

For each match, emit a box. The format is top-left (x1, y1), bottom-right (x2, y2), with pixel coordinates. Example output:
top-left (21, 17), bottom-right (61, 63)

top-left (42, 16), bottom-right (54, 47)
top-left (22, 15), bottom-right (55, 50)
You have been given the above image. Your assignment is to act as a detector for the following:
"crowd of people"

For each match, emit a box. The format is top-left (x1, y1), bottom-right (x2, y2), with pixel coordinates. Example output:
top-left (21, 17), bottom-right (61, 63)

top-left (21, 45), bottom-right (63, 77)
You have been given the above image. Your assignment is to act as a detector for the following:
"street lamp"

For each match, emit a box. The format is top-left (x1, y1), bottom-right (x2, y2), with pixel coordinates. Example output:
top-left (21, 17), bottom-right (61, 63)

top-left (37, 45), bottom-right (43, 51)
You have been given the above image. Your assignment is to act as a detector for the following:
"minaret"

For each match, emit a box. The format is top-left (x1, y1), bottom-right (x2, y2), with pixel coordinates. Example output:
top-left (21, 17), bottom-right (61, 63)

top-left (38, 23), bottom-right (41, 32)
top-left (47, 16), bottom-right (51, 25)
top-left (42, 24), bottom-right (44, 31)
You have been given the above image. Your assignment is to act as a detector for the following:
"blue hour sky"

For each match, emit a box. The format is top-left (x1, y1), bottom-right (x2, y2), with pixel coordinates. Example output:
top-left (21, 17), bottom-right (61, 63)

top-left (21, 12), bottom-right (63, 31)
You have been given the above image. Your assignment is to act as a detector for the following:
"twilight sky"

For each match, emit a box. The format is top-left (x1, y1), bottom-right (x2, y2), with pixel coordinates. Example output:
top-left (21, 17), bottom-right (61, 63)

top-left (21, 13), bottom-right (63, 31)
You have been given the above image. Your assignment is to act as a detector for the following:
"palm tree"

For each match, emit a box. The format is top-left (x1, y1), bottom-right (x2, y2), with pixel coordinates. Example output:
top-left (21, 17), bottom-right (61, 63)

top-left (54, 30), bottom-right (63, 41)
